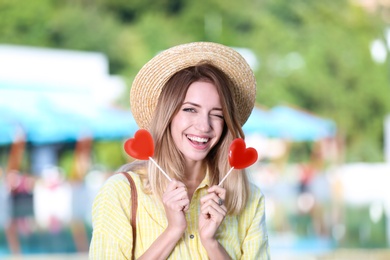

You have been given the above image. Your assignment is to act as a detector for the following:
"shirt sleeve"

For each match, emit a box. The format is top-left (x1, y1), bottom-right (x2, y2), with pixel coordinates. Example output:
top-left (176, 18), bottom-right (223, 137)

top-left (89, 174), bottom-right (134, 259)
top-left (240, 185), bottom-right (270, 260)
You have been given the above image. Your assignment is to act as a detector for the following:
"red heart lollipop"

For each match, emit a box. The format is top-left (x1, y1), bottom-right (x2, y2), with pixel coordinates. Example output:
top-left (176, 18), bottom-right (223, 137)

top-left (228, 138), bottom-right (258, 169)
top-left (124, 129), bottom-right (154, 160)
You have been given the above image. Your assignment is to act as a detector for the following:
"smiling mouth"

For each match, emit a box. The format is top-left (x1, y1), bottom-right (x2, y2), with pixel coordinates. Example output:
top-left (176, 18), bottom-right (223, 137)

top-left (186, 135), bottom-right (210, 145)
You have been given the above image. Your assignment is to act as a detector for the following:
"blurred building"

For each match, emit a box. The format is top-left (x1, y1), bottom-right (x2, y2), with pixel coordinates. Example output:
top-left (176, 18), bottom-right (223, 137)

top-left (0, 44), bottom-right (136, 176)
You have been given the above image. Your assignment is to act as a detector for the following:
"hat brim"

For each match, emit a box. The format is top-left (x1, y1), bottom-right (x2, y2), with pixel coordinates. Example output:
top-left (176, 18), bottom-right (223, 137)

top-left (130, 42), bottom-right (256, 129)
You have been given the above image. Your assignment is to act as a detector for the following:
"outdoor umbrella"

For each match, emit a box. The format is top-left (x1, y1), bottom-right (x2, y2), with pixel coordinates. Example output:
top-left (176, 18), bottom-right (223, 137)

top-left (243, 107), bottom-right (283, 137)
top-left (270, 105), bottom-right (336, 141)
top-left (0, 115), bottom-right (18, 145)
top-left (243, 105), bottom-right (336, 141)
top-left (0, 89), bottom-right (138, 144)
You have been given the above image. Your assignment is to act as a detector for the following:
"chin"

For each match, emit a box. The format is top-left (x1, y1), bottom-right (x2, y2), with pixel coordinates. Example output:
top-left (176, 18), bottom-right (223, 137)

top-left (184, 153), bottom-right (208, 163)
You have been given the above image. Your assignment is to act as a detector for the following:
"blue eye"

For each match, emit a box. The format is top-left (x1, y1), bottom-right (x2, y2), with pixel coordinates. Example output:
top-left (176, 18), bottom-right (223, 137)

top-left (183, 108), bottom-right (196, 113)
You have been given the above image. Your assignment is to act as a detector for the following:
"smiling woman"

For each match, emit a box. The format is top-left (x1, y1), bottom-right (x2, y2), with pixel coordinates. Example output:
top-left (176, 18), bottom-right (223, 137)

top-left (89, 42), bottom-right (270, 260)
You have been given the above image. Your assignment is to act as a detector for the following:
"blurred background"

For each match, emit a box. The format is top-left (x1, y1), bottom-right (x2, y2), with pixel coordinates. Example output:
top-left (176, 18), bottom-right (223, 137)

top-left (1, 0), bottom-right (390, 259)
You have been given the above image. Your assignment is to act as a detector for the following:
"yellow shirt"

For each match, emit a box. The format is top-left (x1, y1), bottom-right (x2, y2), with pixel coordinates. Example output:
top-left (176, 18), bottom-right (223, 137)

top-left (89, 172), bottom-right (270, 259)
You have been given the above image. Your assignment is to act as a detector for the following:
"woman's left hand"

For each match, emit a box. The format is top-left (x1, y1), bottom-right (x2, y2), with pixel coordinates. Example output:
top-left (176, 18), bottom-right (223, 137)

top-left (198, 185), bottom-right (227, 242)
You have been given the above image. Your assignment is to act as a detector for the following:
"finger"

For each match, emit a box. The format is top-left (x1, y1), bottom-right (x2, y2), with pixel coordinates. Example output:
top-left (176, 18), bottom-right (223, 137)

top-left (200, 193), bottom-right (215, 204)
top-left (164, 189), bottom-right (189, 207)
top-left (200, 203), bottom-right (226, 220)
top-left (164, 181), bottom-right (188, 201)
top-left (208, 185), bottom-right (226, 200)
top-left (177, 198), bottom-right (190, 212)
top-left (181, 199), bottom-right (190, 212)
top-left (200, 192), bottom-right (223, 207)
top-left (201, 199), bottom-right (227, 214)
top-left (171, 186), bottom-right (188, 199)
top-left (166, 179), bottom-right (186, 192)
top-left (164, 194), bottom-right (189, 211)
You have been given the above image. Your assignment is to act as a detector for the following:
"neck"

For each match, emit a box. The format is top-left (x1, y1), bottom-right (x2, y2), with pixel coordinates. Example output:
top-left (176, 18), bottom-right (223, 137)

top-left (184, 161), bottom-right (205, 180)
top-left (183, 161), bottom-right (206, 199)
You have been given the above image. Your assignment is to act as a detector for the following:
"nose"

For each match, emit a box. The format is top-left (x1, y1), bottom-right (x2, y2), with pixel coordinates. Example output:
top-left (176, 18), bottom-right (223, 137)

top-left (195, 114), bottom-right (211, 132)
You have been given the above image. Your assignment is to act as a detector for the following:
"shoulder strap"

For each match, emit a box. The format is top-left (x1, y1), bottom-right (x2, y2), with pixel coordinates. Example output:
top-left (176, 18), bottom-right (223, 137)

top-left (120, 172), bottom-right (138, 260)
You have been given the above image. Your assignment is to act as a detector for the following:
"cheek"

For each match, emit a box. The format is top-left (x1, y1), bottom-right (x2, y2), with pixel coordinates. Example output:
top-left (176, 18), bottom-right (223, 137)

top-left (212, 120), bottom-right (225, 137)
top-left (170, 114), bottom-right (189, 143)
top-left (171, 113), bottom-right (188, 129)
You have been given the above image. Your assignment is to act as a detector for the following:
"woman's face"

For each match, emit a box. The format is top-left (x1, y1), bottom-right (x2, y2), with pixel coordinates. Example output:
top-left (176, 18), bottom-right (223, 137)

top-left (170, 81), bottom-right (225, 163)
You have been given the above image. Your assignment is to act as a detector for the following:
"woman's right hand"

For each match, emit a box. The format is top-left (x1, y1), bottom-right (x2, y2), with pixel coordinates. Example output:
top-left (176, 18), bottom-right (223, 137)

top-left (137, 180), bottom-right (189, 260)
top-left (162, 179), bottom-right (189, 237)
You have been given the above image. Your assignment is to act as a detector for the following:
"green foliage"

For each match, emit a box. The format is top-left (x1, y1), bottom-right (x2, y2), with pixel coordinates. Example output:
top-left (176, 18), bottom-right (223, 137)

top-left (254, 0), bottom-right (390, 161)
top-left (0, 0), bottom-right (389, 162)
top-left (94, 0), bottom-right (184, 22)
top-left (58, 148), bottom-right (74, 178)
top-left (341, 205), bottom-right (387, 248)
top-left (93, 141), bottom-right (127, 171)
top-left (0, 0), bottom-right (53, 45)
top-left (47, 6), bottom-right (129, 72)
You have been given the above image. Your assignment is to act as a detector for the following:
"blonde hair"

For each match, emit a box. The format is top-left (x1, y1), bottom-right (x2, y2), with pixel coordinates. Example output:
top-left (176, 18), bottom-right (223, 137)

top-left (123, 63), bottom-right (250, 215)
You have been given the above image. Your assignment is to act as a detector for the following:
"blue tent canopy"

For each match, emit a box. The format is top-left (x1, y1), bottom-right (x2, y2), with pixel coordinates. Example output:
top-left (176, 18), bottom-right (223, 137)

top-left (270, 106), bottom-right (336, 141)
top-left (243, 107), bottom-right (282, 136)
top-left (0, 84), bottom-right (138, 144)
top-left (243, 105), bottom-right (336, 141)
top-left (0, 45), bottom-right (140, 146)
top-left (0, 115), bottom-right (18, 144)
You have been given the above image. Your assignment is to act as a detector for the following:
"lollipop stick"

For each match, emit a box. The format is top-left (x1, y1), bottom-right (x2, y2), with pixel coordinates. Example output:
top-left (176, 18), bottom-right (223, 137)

top-left (218, 167), bottom-right (235, 186)
top-left (149, 157), bottom-right (172, 181)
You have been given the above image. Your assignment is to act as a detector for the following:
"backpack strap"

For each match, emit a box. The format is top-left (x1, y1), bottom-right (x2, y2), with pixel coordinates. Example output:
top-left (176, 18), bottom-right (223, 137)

top-left (119, 172), bottom-right (138, 260)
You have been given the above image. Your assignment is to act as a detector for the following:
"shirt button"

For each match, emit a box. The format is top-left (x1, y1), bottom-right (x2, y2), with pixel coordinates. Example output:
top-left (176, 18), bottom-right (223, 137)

top-left (189, 234), bottom-right (195, 239)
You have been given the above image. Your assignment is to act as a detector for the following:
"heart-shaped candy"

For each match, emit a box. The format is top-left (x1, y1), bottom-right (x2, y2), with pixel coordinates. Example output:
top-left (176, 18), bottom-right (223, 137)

top-left (228, 138), bottom-right (258, 169)
top-left (124, 129), bottom-right (154, 160)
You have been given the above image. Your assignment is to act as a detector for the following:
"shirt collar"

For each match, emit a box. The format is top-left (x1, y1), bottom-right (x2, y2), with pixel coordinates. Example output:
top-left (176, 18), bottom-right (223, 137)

top-left (198, 167), bottom-right (211, 189)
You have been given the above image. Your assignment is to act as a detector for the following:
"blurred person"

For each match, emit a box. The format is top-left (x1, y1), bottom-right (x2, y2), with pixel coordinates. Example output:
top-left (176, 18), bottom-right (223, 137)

top-left (0, 168), bottom-right (12, 249)
top-left (89, 42), bottom-right (270, 259)
top-left (5, 170), bottom-right (35, 254)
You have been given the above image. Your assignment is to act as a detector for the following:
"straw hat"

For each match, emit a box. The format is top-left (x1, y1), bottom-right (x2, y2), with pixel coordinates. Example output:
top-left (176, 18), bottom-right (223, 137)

top-left (130, 42), bottom-right (256, 129)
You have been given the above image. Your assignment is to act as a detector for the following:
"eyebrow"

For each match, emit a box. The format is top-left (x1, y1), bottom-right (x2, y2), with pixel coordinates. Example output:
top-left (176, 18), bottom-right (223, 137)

top-left (183, 102), bottom-right (223, 111)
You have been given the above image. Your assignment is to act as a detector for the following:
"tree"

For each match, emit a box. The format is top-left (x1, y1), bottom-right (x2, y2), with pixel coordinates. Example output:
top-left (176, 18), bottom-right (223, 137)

top-left (1, 0), bottom-right (388, 161)
top-left (252, 0), bottom-right (390, 161)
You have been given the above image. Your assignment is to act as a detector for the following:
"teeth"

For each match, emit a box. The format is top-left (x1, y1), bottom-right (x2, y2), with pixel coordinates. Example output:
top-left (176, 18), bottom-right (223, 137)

top-left (187, 135), bottom-right (209, 143)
